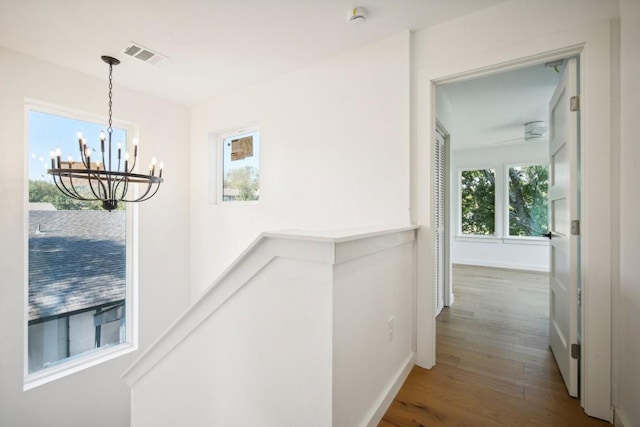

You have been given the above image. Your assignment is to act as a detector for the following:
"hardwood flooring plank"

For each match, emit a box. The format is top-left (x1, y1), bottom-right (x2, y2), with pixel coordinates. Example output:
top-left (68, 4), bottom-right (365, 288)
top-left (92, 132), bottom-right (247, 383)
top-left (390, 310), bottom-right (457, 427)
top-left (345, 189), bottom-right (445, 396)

top-left (379, 265), bottom-right (609, 427)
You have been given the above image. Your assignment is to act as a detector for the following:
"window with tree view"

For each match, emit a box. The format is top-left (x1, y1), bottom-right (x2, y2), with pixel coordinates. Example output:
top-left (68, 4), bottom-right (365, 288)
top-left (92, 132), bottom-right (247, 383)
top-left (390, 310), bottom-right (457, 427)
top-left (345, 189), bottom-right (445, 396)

top-left (222, 130), bottom-right (260, 202)
top-left (27, 109), bottom-right (130, 375)
top-left (508, 165), bottom-right (549, 237)
top-left (460, 169), bottom-right (496, 235)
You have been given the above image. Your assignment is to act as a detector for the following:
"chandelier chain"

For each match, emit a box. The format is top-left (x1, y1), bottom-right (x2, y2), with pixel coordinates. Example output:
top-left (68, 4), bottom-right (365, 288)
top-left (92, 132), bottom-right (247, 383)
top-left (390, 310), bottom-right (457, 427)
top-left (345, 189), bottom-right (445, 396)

top-left (108, 63), bottom-right (113, 135)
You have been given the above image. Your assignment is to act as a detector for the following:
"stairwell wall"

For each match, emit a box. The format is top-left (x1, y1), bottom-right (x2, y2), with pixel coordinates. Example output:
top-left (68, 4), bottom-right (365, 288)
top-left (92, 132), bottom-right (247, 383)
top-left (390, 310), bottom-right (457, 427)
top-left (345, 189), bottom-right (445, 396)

top-left (189, 32), bottom-right (411, 299)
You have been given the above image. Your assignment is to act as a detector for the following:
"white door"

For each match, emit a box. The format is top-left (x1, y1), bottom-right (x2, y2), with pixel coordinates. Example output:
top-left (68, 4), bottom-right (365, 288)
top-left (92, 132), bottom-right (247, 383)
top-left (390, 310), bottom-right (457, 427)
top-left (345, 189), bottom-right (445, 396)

top-left (547, 57), bottom-right (580, 397)
top-left (434, 129), bottom-right (446, 316)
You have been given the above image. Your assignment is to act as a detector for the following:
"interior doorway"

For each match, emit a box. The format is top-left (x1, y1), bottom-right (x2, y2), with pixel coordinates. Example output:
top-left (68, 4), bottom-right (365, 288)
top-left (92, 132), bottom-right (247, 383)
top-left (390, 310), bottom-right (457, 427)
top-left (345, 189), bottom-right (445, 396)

top-left (433, 58), bottom-right (582, 398)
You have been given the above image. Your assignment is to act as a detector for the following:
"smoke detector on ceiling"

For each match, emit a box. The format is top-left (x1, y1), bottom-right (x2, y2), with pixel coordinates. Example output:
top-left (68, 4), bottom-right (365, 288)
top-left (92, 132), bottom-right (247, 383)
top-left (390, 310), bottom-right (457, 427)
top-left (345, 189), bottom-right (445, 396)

top-left (348, 7), bottom-right (367, 24)
top-left (122, 42), bottom-right (168, 65)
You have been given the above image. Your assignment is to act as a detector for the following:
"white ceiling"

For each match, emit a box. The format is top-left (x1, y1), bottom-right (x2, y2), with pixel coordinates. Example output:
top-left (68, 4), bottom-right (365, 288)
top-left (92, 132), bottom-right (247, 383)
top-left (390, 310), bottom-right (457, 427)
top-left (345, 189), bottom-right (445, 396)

top-left (0, 0), bottom-right (507, 106)
top-left (439, 63), bottom-right (562, 151)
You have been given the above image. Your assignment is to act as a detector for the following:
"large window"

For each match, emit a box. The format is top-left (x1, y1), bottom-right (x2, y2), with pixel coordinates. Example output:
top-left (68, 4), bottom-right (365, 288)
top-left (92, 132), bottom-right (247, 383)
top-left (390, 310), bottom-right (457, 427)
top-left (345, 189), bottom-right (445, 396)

top-left (458, 164), bottom-right (549, 239)
top-left (27, 108), bottom-right (134, 382)
top-left (221, 129), bottom-right (260, 202)
top-left (460, 169), bottom-right (496, 235)
top-left (507, 165), bottom-right (549, 237)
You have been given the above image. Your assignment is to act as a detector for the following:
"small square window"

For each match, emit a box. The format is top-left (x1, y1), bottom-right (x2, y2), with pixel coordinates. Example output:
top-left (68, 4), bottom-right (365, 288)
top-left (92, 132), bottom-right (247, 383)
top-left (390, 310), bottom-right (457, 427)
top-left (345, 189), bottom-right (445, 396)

top-left (221, 130), bottom-right (260, 202)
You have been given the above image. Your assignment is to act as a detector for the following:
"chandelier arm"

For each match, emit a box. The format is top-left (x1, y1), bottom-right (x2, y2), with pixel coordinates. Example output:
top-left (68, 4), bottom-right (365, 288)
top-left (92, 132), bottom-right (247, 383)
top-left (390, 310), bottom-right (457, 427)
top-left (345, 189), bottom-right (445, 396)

top-left (112, 173), bottom-right (129, 201)
top-left (86, 172), bottom-right (109, 201)
top-left (51, 175), bottom-right (81, 200)
top-left (48, 170), bottom-right (92, 201)
top-left (130, 182), bottom-right (161, 202)
top-left (100, 140), bottom-right (108, 198)
top-left (127, 156), bottom-right (137, 174)
top-left (55, 171), bottom-right (97, 202)
top-left (129, 180), bottom-right (153, 202)
top-left (122, 180), bottom-right (154, 202)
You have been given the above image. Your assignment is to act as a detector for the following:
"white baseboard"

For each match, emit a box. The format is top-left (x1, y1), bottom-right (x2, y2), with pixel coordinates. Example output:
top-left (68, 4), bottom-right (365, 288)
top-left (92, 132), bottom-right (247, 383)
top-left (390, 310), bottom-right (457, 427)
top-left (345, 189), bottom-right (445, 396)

top-left (614, 407), bottom-right (631, 427)
top-left (452, 258), bottom-right (549, 272)
top-left (365, 352), bottom-right (416, 427)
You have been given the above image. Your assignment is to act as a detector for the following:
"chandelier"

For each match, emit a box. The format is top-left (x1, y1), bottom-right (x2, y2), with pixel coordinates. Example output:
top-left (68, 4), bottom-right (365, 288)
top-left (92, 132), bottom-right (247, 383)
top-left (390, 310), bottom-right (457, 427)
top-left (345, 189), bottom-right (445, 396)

top-left (48, 55), bottom-right (163, 211)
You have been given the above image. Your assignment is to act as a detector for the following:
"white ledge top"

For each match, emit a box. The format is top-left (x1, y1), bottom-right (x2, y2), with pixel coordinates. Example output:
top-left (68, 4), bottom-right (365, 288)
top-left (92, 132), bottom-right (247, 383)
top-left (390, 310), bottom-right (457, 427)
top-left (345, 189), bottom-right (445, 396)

top-left (262, 224), bottom-right (420, 243)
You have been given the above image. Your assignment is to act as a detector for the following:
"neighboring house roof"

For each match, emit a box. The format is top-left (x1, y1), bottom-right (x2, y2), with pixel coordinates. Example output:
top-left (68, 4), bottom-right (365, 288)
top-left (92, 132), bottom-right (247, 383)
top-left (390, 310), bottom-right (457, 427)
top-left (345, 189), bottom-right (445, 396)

top-left (28, 210), bottom-right (125, 322)
top-left (29, 202), bottom-right (57, 211)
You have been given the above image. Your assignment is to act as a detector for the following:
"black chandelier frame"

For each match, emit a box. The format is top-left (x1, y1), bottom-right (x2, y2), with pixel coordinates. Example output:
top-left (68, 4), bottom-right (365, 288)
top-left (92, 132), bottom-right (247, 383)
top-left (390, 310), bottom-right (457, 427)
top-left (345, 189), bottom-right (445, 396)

top-left (47, 56), bottom-right (163, 211)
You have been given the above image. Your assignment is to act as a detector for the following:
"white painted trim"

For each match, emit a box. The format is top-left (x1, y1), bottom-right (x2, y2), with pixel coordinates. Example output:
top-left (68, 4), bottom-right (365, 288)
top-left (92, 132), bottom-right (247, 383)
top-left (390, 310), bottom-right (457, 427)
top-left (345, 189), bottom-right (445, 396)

top-left (414, 19), bottom-right (613, 420)
top-left (23, 100), bottom-right (140, 390)
top-left (24, 343), bottom-right (137, 391)
top-left (365, 353), bottom-right (416, 427)
top-left (452, 259), bottom-right (550, 273)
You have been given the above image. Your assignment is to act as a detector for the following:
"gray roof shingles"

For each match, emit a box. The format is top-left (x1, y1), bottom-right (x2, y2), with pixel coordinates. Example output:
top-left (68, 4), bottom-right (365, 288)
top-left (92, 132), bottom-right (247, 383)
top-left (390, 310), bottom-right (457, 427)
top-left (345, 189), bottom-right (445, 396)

top-left (28, 210), bottom-right (126, 322)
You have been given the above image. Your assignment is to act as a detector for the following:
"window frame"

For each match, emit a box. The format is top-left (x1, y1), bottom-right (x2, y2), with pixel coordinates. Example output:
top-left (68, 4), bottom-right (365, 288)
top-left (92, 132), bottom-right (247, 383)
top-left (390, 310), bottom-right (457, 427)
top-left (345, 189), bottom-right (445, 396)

top-left (23, 100), bottom-right (139, 390)
top-left (217, 126), bottom-right (260, 205)
top-left (455, 162), bottom-right (549, 245)
top-left (457, 167), bottom-right (499, 238)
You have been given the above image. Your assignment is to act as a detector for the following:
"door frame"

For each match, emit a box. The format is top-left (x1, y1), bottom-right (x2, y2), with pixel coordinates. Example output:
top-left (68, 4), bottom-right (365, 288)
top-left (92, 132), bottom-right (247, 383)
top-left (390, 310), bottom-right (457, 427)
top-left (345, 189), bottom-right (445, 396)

top-left (414, 20), bottom-right (613, 421)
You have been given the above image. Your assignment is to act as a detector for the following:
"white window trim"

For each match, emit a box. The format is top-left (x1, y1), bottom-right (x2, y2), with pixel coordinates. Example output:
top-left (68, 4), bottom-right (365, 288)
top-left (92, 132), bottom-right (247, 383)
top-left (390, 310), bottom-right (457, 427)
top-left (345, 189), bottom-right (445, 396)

top-left (23, 100), bottom-right (139, 390)
top-left (216, 125), bottom-right (260, 205)
top-left (456, 166), bottom-right (500, 238)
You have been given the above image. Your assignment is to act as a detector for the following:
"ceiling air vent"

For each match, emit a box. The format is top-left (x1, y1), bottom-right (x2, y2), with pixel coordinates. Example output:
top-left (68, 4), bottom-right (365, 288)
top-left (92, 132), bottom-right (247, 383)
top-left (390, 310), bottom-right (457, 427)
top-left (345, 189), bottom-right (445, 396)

top-left (122, 42), bottom-right (167, 65)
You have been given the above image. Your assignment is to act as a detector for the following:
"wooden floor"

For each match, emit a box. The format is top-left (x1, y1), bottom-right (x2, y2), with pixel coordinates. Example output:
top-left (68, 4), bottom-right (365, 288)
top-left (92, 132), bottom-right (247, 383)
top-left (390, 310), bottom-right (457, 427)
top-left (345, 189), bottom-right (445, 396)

top-left (379, 265), bottom-right (609, 427)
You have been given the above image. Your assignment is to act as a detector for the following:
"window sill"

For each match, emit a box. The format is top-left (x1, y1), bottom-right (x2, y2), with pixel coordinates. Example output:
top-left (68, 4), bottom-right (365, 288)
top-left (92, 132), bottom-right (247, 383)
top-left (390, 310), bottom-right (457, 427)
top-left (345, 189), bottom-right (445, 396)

top-left (455, 235), bottom-right (550, 246)
top-left (221, 200), bottom-right (260, 206)
top-left (24, 342), bottom-right (137, 391)
top-left (455, 235), bottom-right (502, 243)
top-left (503, 236), bottom-right (550, 246)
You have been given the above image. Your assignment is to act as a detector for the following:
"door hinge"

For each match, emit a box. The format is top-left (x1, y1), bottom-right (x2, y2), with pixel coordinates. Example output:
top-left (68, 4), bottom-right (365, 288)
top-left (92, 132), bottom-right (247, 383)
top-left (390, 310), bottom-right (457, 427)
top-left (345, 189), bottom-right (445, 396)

top-left (570, 95), bottom-right (580, 112)
top-left (578, 288), bottom-right (582, 306)
top-left (571, 343), bottom-right (581, 360)
top-left (571, 220), bottom-right (580, 235)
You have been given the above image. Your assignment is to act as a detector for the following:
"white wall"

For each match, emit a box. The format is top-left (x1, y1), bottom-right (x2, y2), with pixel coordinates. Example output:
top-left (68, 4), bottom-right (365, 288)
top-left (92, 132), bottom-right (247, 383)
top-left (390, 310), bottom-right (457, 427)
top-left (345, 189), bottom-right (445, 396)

top-left (616, 1), bottom-right (640, 426)
top-left (333, 239), bottom-right (414, 426)
top-left (127, 228), bottom-right (416, 427)
top-left (132, 257), bottom-right (334, 427)
top-left (450, 144), bottom-right (550, 272)
top-left (0, 46), bottom-right (191, 427)
top-left (410, 0), bottom-right (618, 419)
top-left (190, 32), bottom-right (411, 298)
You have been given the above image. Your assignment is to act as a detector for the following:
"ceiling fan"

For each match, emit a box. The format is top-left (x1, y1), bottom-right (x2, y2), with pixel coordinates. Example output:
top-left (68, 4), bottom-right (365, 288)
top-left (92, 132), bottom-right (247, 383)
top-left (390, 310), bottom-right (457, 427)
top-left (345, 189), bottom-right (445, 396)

top-left (493, 121), bottom-right (548, 145)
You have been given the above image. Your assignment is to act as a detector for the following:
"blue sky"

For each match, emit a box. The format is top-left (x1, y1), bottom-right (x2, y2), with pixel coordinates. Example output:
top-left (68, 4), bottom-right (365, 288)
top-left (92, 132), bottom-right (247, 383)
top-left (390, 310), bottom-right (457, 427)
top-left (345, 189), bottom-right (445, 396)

top-left (28, 110), bottom-right (127, 181)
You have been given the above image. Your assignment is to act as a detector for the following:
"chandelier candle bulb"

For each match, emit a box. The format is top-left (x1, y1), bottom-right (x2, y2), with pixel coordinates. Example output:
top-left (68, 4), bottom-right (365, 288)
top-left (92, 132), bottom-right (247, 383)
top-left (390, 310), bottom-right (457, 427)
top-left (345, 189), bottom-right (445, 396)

top-left (50, 151), bottom-right (55, 169)
top-left (55, 148), bottom-right (61, 168)
top-left (159, 162), bottom-right (164, 178)
top-left (77, 131), bottom-right (83, 151)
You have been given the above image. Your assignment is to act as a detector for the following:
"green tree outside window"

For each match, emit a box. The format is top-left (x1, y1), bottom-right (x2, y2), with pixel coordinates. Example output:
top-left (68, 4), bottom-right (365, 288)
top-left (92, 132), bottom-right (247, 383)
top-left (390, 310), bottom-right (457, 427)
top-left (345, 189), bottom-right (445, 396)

top-left (461, 169), bottom-right (495, 235)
